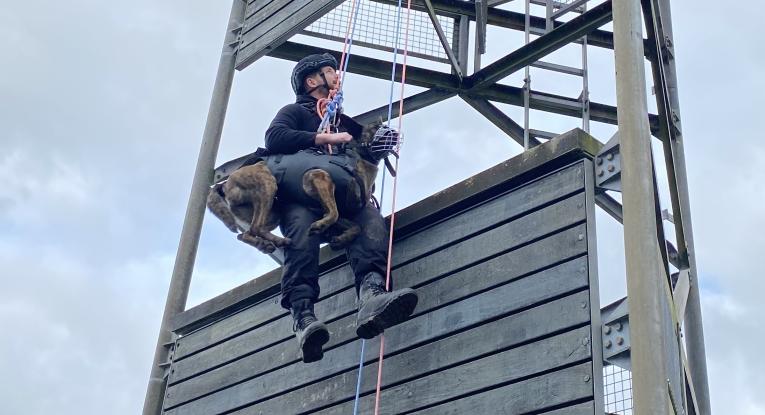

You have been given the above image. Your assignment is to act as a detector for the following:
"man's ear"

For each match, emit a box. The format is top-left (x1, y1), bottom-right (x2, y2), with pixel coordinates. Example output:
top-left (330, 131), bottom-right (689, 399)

top-left (304, 75), bottom-right (317, 91)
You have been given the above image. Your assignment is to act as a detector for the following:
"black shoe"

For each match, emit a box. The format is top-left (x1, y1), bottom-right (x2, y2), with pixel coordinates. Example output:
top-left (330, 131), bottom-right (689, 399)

top-left (291, 299), bottom-right (330, 363)
top-left (355, 272), bottom-right (418, 339)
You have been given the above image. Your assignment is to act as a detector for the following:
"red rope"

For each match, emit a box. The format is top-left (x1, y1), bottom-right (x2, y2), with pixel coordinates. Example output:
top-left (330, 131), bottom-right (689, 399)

top-left (337, 0), bottom-right (359, 87)
top-left (373, 1), bottom-right (412, 414)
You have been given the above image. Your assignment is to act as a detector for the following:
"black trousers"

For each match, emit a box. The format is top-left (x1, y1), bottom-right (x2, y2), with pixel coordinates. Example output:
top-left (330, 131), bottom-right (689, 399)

top-left (279, 202), bottom-right (389, 310)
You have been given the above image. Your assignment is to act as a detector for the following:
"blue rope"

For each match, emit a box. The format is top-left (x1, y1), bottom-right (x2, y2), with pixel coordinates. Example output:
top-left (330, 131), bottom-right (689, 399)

top-left (352, 338), bottom-right (367, 415)
top-left (379, 0), bottom-right (404, 205)
top-left (318, 0), bottom-right (363, 133)
top-left (337, 2), bottom-right (372, 414)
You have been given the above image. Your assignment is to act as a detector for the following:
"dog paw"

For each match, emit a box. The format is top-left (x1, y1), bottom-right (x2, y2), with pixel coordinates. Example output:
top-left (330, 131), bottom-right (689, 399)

top-left (275, 237), bottom-right (291, 248)
top-left (309, 223), bottom-right (326, 235)
top-left (328, 237), bottom-right (348, 251)
top-left (238, 233), bottom-right (277, 254)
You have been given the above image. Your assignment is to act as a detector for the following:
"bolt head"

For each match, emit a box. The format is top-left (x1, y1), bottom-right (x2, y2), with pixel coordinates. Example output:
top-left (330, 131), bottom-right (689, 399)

top-left (607, 164), bottom-right (615, 172)
top-left (578, 233), bottom-right (584, 241)
top-left (597, 169), bottom-right (604, 177)
top-left (605, 339), bottom-right (612, 348)
top-left (584, 375), bottom-right (591, 382)
top-left (615, 322), bottom-right (623, 331)
top-left (616, 336), bottom-right (624, 345)
top-left (596, 157), bottom-right (603, 165)
top-left (604, 325), bottom-right (612, 334)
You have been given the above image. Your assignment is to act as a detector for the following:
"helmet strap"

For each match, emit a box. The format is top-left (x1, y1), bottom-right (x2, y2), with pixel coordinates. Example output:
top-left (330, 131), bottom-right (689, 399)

top-left (304, 72), bottom-right (331, 96)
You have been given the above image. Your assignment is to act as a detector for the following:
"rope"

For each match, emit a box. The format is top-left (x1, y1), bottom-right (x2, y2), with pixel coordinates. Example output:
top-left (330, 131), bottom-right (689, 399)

top-left (379, 0), bottom-right (406, 206)
top-left (316, 0), bottom-right (363, 139)
top-left (327, 0), bottom-right (410, 412)
top-left (373, 1), bottom-right (412, 414)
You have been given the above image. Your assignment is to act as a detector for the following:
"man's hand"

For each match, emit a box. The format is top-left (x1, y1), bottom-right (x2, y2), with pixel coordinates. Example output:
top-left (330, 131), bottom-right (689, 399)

top-left (315, 132), bottom-right (352, 146)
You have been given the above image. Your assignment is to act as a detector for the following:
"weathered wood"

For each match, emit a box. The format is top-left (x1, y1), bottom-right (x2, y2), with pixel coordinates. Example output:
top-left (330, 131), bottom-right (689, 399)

top-left (394, 192), bottom-right (586, 285)
top-left (410, 362), bottom-right (595, 415)
top-left (237, 0), bottom-right (344, 69)
top-left (236, 326), bottom-right (592, 414)
top-left (173, 191), bottom-right (585, 365)
top-left (541, 402), bottom-right (596, 414)
top-left (318, 327), bottom-right (592, 415)
top-left (169, 287), bottom-right (357, 384)
top-left (173, 266), bottom-right (355, 361)
top-left (164, 252), bottom-right (588, 407)
top-left (242, 0), bottom-right (310, 41)
top-left (245, 0), bottom-right (278, 17)
top-left (164, 282), bottom-right (591, 413)
top-left (165, 232), bottom-right (589, 406)
top-left (391, 163), bottom-right (584, 267)
top-left (170, 216), bottom-right (586, 392)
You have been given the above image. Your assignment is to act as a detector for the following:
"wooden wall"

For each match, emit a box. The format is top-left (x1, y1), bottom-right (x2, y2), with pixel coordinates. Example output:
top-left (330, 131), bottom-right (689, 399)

top-left (163, 130), bottom-right (605, 414)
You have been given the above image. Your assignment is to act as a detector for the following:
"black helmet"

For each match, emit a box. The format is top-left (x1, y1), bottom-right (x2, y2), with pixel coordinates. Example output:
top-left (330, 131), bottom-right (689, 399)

top-left (291, 53), bottom-right (338, 95)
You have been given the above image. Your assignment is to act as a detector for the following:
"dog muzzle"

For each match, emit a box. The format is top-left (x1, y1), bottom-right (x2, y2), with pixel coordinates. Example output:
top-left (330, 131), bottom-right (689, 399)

top-left (368, 125), bottom-right (401, 160)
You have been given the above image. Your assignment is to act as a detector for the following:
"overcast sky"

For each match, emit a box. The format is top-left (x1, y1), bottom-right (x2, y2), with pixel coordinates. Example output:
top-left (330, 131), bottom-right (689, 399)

top-left (1, 0), bottom-right (763, 414)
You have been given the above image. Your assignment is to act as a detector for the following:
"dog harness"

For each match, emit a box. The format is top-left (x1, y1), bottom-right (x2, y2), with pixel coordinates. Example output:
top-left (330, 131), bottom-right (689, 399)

top-left (245, 148), bottom-right (369, 216)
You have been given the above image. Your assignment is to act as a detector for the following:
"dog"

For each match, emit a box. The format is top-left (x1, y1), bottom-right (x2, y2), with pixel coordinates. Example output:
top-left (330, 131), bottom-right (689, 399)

top-left (206, 120), bottom-right (399, 253)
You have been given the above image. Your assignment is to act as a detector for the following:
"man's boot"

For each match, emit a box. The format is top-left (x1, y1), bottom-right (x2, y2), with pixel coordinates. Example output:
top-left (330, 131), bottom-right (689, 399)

top-left (291, 299), bottom-right (330, 363)
top-left (356, 272), bottom-right (418, 339)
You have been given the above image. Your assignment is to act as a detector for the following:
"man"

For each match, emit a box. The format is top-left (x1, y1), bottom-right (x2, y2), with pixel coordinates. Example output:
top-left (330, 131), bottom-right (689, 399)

top-left (264, 53), bottom-right (418, 363)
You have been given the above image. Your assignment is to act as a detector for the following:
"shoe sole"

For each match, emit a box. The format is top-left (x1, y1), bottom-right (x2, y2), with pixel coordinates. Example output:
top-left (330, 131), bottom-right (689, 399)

top-left (301, 324), bottom-right (330, 363)
top-left (356, 289), bottom-right (418, 340)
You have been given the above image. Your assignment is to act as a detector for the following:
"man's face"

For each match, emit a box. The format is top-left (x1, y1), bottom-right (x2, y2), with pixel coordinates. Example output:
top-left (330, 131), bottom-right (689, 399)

top-left (305, 66), bottom-right (339, 93)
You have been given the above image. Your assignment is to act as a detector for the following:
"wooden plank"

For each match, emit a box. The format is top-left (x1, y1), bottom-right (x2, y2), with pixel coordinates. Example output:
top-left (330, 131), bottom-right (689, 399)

top-left (173, 192), bottom-right (585, 363)
top-left (245, 0), bottom-right (279, 17)
top-left (237, 0), bottom-right (343, 69)
top-left (542, 401), bottom-right (596, 414)
top-left (319, 327), bottom-right (592, 414)
top-left (394, 192), bottom-right (586, 285)
top-left (235, 316), bottom-right (590, 414)
top-left (242, 0), bottom-right (300, 37)
top-left (410, 362), bottom-right (595, 415)
top-left (164, 276), bottom-right (592, 413)
top-left (239, 326), bottom-right (593, 415)
top-left (173, 265), bottom-right (355, 360)
top-left (167, 205), bottom-right (587, 388)
top-left (165, 253), bottom-right (588, 407)
top-left (169, 287), bottom-right (356, 384)
top-left (391, 162), bottom-right (584, 267)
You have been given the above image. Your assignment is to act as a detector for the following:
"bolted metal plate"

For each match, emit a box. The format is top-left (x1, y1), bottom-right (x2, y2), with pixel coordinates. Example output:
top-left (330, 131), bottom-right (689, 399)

top-left (594, 132), bottom-right (621, 192)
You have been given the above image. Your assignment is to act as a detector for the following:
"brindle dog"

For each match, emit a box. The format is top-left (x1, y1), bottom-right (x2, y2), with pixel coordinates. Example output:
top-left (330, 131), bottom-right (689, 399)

top-left (207, 121), bottom-right (395, 253)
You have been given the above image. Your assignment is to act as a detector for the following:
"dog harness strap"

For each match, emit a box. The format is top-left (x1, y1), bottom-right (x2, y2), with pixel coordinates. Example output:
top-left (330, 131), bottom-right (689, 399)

top-left (264, 151), bottom-right (365, 215)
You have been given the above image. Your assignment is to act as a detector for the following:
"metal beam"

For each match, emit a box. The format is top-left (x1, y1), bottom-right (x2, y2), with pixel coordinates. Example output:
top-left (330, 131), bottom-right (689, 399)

top-left (423, 0), bottom-right (463, 78)
top-left (594, 191), bottom-right (623, 223)
top-left (460, 95), bottom-right (539, 147)
top-left (269, 42), bottom-right (660, 131)
top-left (551, 0), bottom-right (589, 19)
top-left (268, 41), bottom-right (462, 91)
top-left (613, 0), bottom-right (671, 412)
top-left (370, 0), bottom-right (620, 52)
top-left (354, 89), bottom-right (456, 126)
top-left (467, 0), bottom-right (612, 90)
top-left (642, 0), bottom-right (710, 413)
top-left (142, 1), bottom-right (246, 414)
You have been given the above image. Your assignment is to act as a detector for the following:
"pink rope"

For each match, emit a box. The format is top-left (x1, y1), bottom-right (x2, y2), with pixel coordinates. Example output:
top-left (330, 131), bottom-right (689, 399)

top-left (373, 1), bottom-right (412, 414)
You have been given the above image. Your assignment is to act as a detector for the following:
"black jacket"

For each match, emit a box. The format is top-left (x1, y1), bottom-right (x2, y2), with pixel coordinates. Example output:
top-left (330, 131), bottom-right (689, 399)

top-left (265, 94), bottom-right (364, 154)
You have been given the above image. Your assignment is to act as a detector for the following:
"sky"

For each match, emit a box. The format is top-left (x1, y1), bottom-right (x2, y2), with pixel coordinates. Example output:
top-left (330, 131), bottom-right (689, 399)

top-left (1, 0), bottom-right (763, 414)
